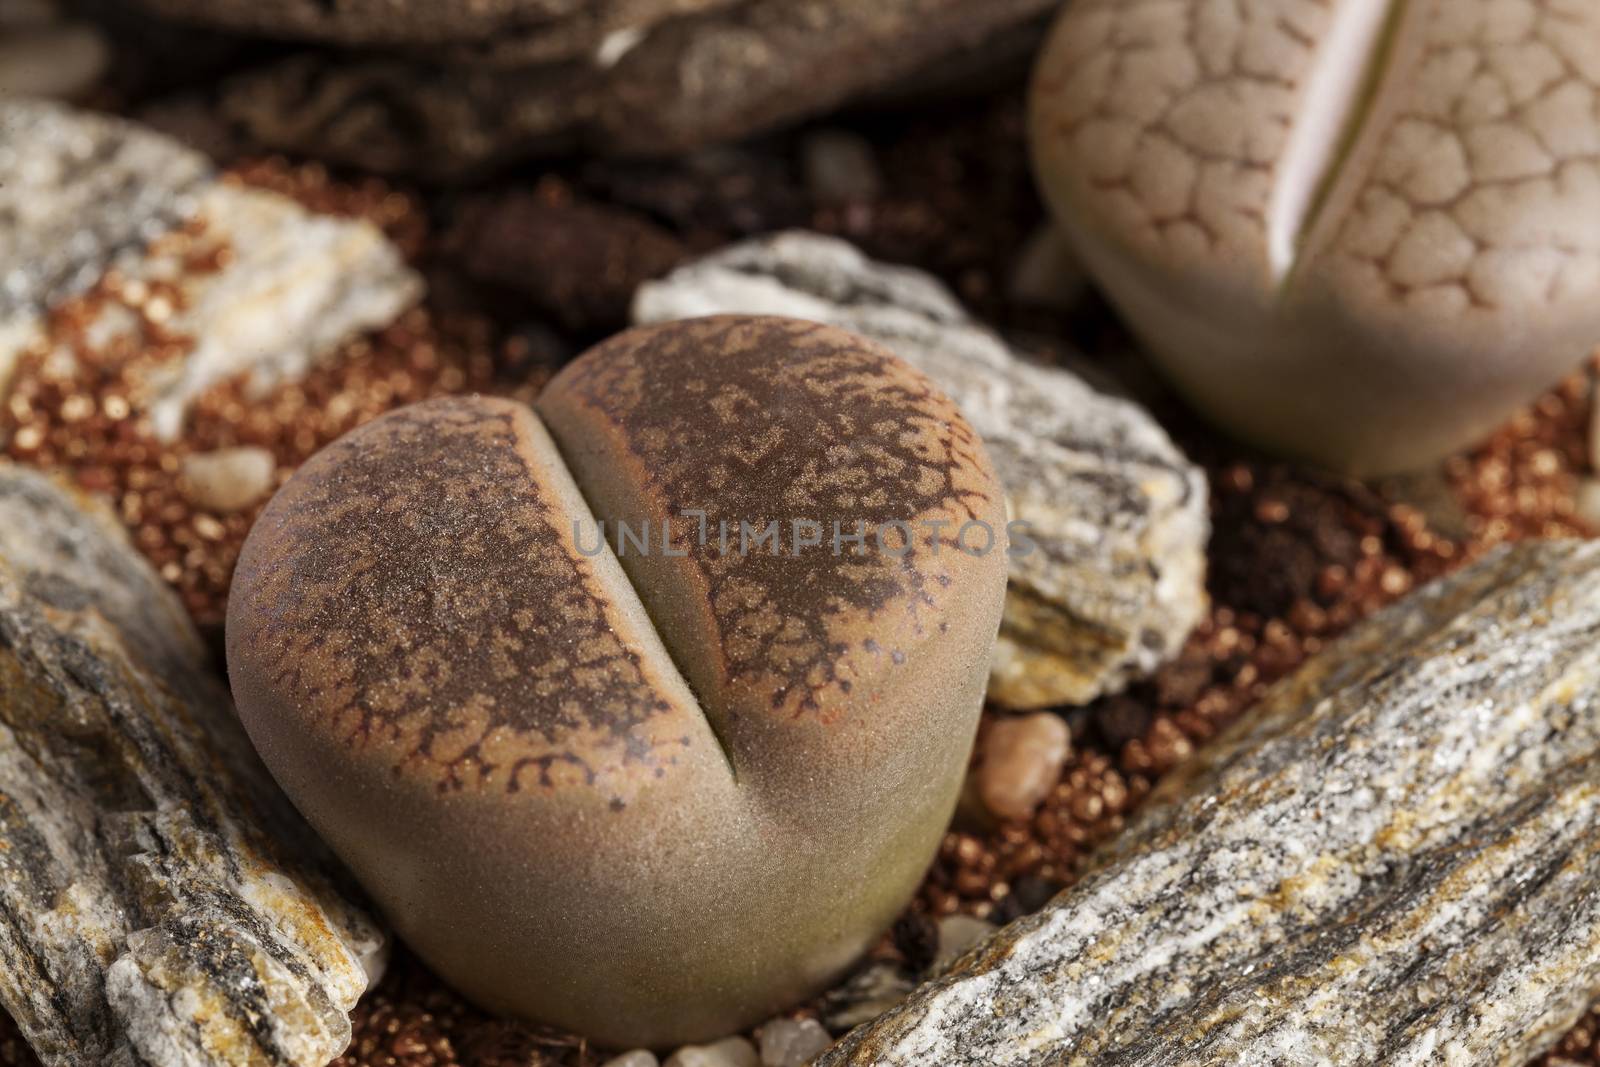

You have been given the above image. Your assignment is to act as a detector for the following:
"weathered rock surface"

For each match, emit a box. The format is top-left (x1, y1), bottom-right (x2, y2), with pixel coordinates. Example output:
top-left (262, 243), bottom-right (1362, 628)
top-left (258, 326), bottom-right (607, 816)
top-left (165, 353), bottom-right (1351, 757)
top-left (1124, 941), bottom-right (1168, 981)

top-left (209, 0), bottom-right (1060, 176)
top-left (0, 100), bottom-right (207, 362)
top-left (0, 99), bottom-right (420, 437)
top-left (819, 541), bottom-right (1600, 1066)
top-left (0, 466), bottom-right (384, 1066)
top-left (127, 0), bottom-right (714, 50)
top-left (634, 231), bottom-right (1209, 709)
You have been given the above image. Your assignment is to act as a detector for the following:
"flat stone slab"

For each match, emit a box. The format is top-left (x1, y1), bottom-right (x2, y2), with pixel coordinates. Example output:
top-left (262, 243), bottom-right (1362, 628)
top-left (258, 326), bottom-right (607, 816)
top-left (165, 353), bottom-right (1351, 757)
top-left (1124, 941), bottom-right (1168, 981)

top-left (210, 0), bottom-right (1057, 175)
top-left (634, 231), bottom-right (1209, 709)
top-left (818, 541), bottom-right (1600, 1065)
top-left (0, 466), bottom-right (384, 1067)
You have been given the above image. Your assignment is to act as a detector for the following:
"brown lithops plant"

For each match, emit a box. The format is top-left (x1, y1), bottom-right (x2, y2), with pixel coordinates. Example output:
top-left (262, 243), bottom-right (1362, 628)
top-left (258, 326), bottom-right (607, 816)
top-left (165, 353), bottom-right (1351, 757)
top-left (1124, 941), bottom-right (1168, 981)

top-left (226, 315), bottom-right (1009, 1048)
top-left (1030, 0), bottom-right (1600, 475)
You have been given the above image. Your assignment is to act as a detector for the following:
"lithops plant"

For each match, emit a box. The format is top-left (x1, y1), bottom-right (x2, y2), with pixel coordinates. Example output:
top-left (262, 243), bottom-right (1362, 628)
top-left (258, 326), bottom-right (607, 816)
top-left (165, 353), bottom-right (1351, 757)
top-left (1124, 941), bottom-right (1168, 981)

top-left (1031, 0), bottom-right (1600, 474)
top-left (226, 315), bottom-right (1009, 1047)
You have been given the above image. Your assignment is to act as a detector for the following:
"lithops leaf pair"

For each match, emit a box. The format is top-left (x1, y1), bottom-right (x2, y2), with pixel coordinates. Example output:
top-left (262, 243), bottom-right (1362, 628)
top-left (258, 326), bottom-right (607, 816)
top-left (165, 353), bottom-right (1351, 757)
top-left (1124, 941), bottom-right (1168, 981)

top-left (1031, 0), bottom-right (1600, 474)
top-left (225, 315), bottom-right (1009, 1047)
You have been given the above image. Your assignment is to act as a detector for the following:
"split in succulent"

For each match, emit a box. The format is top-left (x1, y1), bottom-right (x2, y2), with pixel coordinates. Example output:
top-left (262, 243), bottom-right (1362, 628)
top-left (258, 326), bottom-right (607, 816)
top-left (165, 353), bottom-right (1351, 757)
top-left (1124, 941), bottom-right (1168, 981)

top-left (225, 315), bottom-right (1010, 1047)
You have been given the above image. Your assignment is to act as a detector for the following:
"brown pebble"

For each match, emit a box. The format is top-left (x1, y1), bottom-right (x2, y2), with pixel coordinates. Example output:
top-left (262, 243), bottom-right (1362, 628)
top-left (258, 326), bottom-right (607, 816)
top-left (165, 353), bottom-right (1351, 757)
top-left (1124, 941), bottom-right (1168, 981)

top-left (976, 713), bottom-right (1071, 822)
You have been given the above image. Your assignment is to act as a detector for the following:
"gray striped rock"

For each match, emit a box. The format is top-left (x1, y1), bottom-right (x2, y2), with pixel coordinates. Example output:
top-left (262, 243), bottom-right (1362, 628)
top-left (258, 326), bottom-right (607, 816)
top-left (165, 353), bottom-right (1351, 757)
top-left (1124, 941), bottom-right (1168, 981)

top-left (819, 541), bottom-right (1600, 1066)
top-left (633, 231), bottom-right (1208, 709)
top-left (0, 466), bottom-right (384, 1067)
top-left (0, 99), bottom-right (420, 439)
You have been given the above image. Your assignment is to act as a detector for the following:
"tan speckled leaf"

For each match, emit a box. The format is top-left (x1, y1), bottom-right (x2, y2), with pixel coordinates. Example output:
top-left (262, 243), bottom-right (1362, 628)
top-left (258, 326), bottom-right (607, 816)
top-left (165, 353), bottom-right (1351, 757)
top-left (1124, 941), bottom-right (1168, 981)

top-left (227, 318), bottom-right (1010, 1047)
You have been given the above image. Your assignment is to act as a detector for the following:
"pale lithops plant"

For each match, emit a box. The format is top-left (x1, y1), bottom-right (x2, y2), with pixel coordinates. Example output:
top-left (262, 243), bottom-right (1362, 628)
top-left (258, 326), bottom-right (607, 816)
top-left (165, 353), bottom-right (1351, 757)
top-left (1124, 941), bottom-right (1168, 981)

top-left (226, 315), bottom-right (1009, 1047)
top-left (1031, 0), bottom-right (1600, 474)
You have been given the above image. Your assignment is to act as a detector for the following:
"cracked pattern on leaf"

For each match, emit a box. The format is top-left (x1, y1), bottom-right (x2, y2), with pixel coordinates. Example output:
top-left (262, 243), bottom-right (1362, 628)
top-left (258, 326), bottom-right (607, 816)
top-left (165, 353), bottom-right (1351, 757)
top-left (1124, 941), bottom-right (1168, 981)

top-left (228, 397), bottom-right (701, 796)
top-left (1033, 0), bottom-right (1341, 283)
top-left (1035, 0), bottom-right (1600, 313)
top-left (1315, 0), bottom-right (1600, 317)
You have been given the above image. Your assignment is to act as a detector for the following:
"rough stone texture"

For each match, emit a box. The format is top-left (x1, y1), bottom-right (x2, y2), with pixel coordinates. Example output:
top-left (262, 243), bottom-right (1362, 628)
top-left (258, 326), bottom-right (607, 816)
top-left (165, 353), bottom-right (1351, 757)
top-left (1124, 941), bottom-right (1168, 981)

top-left (0, 465), bottom-right (384, 1067)
top-left (125, 0), bottom-right (710, 50)
top-left (1031, 0), bottom-right (1600, 474)
top-left (820, 541), bottom-right (1600, 1066)
top-left (0, 99), bottom-right (421, 437)
top-left (212, 0), bottom-right (1061, 177)
top-left (633, 231), bottom-right (1209, 709)
top-left (0, 100), bottom-right (207, 375)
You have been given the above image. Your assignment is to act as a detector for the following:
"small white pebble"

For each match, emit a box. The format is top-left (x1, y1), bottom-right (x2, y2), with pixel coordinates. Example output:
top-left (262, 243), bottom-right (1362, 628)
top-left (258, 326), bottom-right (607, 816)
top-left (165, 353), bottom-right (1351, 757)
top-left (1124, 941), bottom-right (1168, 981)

top-left (757, 1017), bottom-right (831, 1067)
top-left (665, 1035), bottom-right (759, 1067)
top-left (933, 915), bottom-right (997, 974)
top-left (179, 446), bottom-right (277, 514)
top-left (976, 712), bottom-right (1072, 821)
top-left (1577, 478), bottom-right (1600, 528)
top-left (602, 1052), bottom-right (659, 1067)
top-left (801, 130), bottom-right (882, 204)
top-left (596, 25), bottom-right (646, 67)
